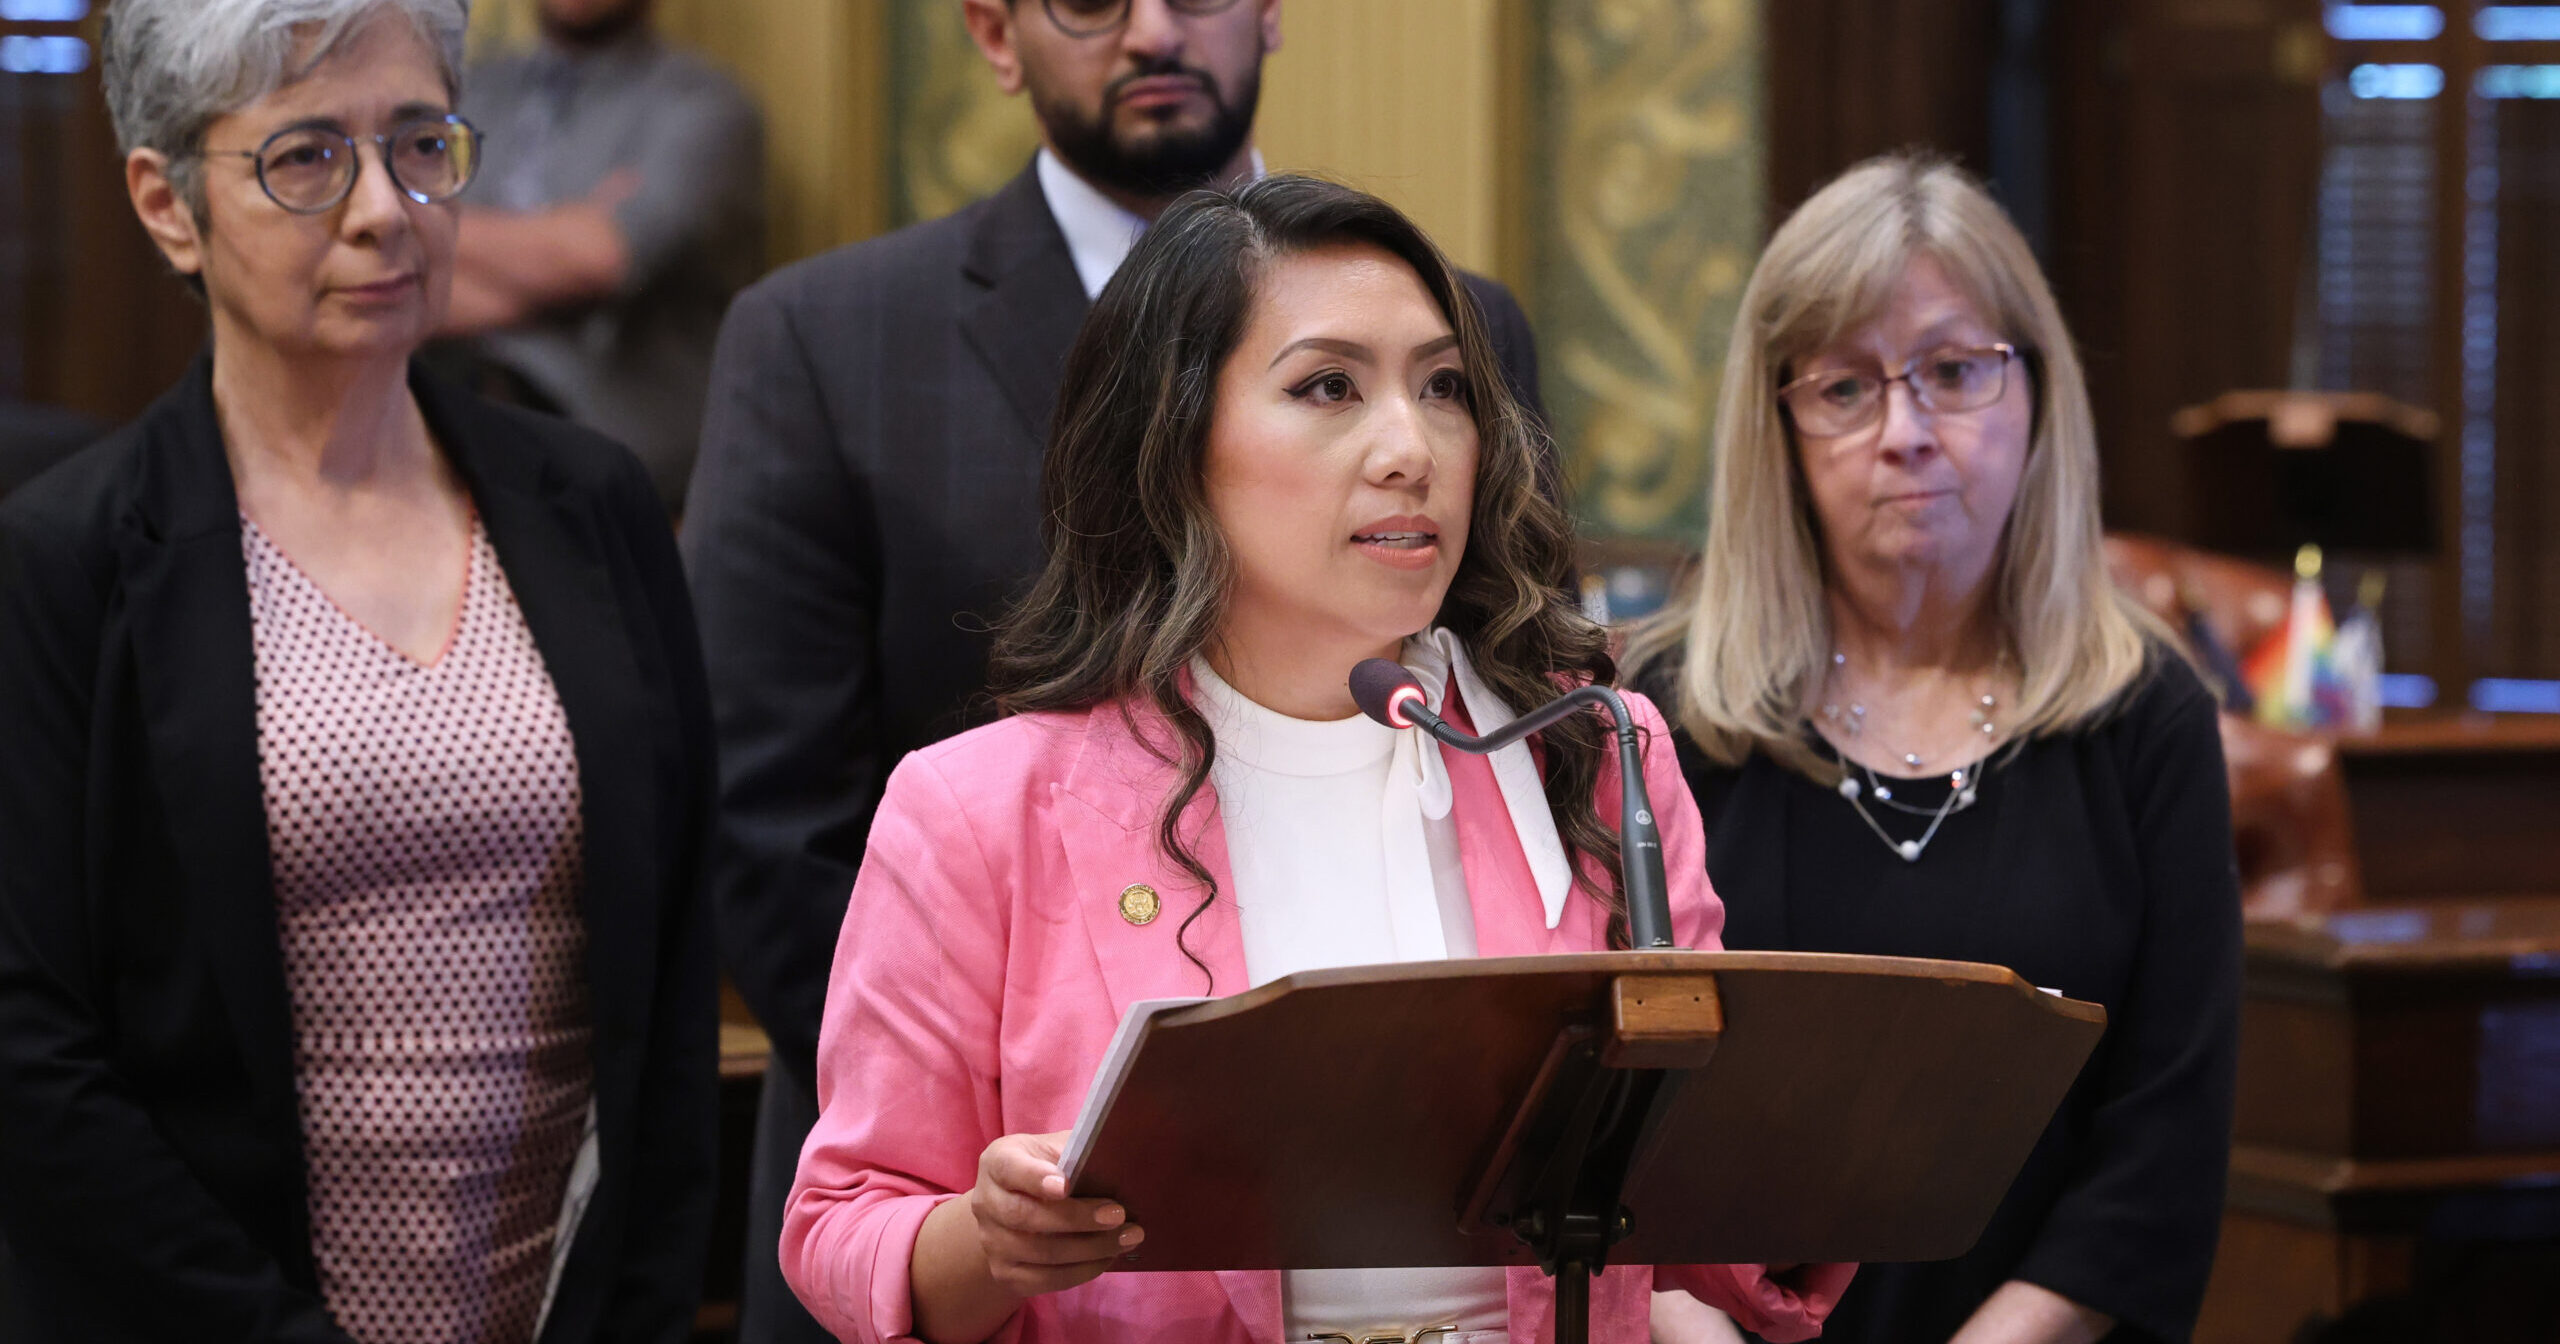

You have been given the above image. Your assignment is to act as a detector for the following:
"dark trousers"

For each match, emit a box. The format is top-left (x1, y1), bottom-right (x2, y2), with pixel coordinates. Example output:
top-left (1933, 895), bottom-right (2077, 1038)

top-left (741, 1053), bottom-right (837, 1344)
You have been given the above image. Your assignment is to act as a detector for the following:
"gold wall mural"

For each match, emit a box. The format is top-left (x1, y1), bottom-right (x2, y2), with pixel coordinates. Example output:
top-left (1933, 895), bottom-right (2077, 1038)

top-left (1532, 0), bottom-right (1762, 538)
top-left (888, 1), bottom-right (1038, 226)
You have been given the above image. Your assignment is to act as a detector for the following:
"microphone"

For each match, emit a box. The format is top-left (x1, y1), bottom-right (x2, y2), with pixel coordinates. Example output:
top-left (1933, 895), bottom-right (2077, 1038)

top-left (1350, 659), bottom-right (1677, 949)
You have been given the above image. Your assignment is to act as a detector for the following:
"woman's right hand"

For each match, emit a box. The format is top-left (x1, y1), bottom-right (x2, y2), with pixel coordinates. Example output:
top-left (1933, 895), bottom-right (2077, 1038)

top-left (910, 1130), bottom-right (1143, 1342)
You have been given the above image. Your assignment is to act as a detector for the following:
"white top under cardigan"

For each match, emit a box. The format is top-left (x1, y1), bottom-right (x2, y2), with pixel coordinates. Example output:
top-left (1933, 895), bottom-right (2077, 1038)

top-left (1192, 629), bottom-right (1574, 1343)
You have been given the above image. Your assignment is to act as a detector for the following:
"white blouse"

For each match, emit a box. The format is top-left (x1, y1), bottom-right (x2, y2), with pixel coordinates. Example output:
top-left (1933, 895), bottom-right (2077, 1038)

top-left (1192, 642), bottom-right (1516, 1340)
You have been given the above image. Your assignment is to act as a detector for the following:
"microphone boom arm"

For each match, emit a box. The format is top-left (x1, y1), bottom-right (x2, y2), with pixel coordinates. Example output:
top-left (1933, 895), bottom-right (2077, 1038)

top-left (1400, 686), bottom-right (1678, 950)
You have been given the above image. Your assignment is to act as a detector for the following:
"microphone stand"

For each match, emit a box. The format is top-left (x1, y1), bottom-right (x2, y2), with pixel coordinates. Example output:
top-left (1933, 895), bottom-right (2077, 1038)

top-left (1395, 683), bottom-right (1684, 1344)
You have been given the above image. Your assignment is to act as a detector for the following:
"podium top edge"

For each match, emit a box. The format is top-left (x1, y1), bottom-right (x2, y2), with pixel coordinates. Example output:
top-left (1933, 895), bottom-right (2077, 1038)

top-left (1161, 949), bottom-right (2107, 1025)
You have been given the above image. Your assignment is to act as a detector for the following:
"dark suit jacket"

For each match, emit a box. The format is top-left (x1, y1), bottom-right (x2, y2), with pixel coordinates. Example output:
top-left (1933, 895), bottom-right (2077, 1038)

top-left (0, 359), bottom-right (719, 1343)
top-left (682, 162), bottom-right (1546, 1084)
top-left (0, 398), bottom-right (102, 500)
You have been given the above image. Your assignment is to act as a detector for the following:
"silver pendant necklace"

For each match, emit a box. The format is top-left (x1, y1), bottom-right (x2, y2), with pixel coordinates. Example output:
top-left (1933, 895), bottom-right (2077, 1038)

top-left (1834, 759), bottom-right (1981, 862)
top-left (1819, 651), bottom-right (1999, 771)
top-left (1819, 650), bottom-right (2002, 863)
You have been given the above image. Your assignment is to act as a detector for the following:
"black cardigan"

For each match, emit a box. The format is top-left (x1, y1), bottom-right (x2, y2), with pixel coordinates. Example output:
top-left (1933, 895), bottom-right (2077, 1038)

top-left (0, 358), bottom-right (718, 1342)
top-left (1650, 649), bottom-right (2241, 1343)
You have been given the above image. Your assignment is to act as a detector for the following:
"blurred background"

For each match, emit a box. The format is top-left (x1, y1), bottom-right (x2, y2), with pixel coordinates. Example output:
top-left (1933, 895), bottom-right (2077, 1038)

top-left (6, 7), bottom-right (2559, 1339)
top-left (10, 0), bottom-right (2560, 708)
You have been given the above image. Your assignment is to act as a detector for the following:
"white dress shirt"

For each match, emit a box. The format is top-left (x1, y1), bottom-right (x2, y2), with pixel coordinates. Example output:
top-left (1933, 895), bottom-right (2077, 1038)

top-left (1035, 146), bottom-right (1269, 301)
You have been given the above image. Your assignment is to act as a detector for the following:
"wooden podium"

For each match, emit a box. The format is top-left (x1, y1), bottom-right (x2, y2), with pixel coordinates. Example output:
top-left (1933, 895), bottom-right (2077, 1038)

top-left (2197, 897), bottom-right (2560, 1342)
top-left (1067, 950), bottom-right (2106, 1343)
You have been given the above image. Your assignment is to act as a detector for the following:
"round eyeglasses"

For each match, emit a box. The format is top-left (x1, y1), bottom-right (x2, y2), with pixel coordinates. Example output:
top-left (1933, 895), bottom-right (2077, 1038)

top-left (1776, 343), bottom-right (2020, 439)
top-left (1043, 0), bottom-right (1248, 39)
top-left (204, 114), bottom-right (483, 216)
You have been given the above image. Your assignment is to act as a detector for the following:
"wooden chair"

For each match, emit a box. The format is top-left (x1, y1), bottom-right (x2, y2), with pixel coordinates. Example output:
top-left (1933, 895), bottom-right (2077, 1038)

top-left (2104, 534), bottom-right (2364, 916)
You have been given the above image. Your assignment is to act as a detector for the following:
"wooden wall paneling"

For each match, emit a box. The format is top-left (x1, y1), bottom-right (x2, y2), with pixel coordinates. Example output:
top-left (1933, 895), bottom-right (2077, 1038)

top-left (2192, 1209), bottom-right (2414, 1344)
top-left (2337, 727), bottom-right (2560, 900)
top-left (2044, 0), bottom-right (2131, 532)
top-left (2427, 16), bottom-right (2482, 692)
top-left (2, 65), bottom-right (64, 404)
top-left (2046, 0), bottom-right (2323, 541)
top-left (0, 64), bottom-right (42, 399)
top-left (2243, 894), bottom-right (2560, 1160)
top-left (2234, 991), bottom-right (2354, 1155)
top-left (2489, 97), bottom-right (2560, 677)
top-left (18, 24), bottom-right (205, 425)
top-left (2284, 25), bottom-right (2560, 687)
top-left (2204, 898), bottom-right (2560, 1341)
top-left (1764, 0), bottom-right (2000, 221)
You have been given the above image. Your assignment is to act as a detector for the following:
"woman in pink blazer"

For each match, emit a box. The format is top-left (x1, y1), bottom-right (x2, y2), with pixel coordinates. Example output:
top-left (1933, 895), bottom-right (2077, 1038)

top-left (781, 176), bottom-right (1852, 1344)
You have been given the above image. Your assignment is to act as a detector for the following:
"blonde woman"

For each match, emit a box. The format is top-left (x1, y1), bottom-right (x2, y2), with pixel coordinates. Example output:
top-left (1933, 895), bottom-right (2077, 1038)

top-left (1632, 154), bottom-right (2240, 1344)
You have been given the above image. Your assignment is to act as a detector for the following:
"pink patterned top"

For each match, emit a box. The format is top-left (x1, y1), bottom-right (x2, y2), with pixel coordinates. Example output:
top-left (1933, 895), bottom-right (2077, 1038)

top-left (244, 512), bottom-right (593, 1344)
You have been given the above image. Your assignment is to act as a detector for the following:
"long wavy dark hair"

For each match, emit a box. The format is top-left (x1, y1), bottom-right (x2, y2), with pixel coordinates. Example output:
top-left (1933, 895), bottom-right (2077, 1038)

top-left (989, 175), bottom-right (1622, 985)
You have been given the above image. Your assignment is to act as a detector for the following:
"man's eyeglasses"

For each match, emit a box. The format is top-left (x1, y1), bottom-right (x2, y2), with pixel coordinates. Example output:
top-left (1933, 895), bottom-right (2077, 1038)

top-left (1776, 343), bottom-right (2020, 439)
top-left (203, 114), bottom-right (483, 216)
top-left (1043, 0), bottom-right (1248, 39)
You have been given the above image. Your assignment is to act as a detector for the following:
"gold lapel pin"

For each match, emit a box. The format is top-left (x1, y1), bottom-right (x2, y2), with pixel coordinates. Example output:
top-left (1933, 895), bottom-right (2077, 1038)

top-left (1117, 883), bottom-right (1161, 926)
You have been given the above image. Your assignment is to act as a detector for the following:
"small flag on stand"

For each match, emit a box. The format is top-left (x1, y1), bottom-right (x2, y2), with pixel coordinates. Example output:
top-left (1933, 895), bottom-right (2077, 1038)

top-left (2242, 545), bottom-right (2349, 729)
top-left (2329, 572), bottom-right (2387, 731)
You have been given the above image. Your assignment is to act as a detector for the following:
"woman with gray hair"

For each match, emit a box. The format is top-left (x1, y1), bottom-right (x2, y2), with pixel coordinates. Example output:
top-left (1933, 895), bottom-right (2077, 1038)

top-left (0, 2), bottom-right (717, 1340)
top-left (1633, 153), bottom-right (2242, 1344)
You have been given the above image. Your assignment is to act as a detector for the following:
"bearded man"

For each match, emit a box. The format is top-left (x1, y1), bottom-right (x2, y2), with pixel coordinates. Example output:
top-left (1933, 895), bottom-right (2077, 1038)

top-left (679, 5), bottom-right (1542, 1338)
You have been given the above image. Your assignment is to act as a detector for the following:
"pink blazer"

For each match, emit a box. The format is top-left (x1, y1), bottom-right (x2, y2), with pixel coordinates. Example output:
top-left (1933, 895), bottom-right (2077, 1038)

top-left (782, 688), bottom-right (1851, 1343)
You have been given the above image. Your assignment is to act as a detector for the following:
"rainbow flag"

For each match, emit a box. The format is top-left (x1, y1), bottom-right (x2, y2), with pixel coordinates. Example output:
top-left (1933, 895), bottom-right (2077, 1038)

top-left (2242, 546), bottom-right (2351, 728)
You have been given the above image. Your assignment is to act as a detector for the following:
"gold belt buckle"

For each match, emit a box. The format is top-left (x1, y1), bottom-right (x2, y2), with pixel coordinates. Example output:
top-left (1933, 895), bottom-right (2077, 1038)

top-left (1305, 1328), bottom-right (1462, 1344)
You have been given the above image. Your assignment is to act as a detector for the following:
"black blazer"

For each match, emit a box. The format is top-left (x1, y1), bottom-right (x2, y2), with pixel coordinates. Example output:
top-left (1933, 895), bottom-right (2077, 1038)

top-left (0, 358), bottom-right (719, 1343)
top-left (682, 161), bottom-right (1549, 1085)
